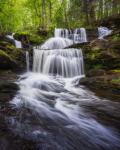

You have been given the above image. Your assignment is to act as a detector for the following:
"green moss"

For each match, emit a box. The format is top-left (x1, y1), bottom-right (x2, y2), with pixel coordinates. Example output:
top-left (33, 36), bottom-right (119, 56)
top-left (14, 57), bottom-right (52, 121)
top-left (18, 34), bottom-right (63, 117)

top-left (0, 50), bottom-right (11, 59)
top-left (87, 49), bottom-right (101, 60)
top-left (14, 31), bottom-right (49, 45)
top-left (112, 69), bottom-right (120, 73)
top-left (111, 34), bottom-right (120, 41)
top-left (112, 78), bottom-right (120, 83)
top-left (29, 34), bottom-right (47, 45)
top-left (93, 64), bottom-right (102, 70)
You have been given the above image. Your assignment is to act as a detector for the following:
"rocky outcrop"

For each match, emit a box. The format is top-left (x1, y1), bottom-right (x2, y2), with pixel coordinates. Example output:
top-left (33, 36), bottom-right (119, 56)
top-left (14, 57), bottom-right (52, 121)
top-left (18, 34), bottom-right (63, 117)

top-left (80, 72), bottom-right (120, 100)
top-left (0, 39), bottom-right (26, 72)
top-left (0, 71), bottom-right (19, 102)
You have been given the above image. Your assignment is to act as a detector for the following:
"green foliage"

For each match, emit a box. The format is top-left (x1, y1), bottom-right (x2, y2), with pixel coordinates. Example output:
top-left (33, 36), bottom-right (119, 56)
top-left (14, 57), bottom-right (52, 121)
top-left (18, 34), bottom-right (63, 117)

top-left (0, 0), bottom-right (120, 33)
top-left (29, 33), bottom-right (48, 45)
top-left (112, 69), bottom-right (120, 73)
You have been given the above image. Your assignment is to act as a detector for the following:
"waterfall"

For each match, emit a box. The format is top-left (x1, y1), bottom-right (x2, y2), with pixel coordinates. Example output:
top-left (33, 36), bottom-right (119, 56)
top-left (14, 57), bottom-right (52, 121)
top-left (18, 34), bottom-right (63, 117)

top-left (26, 51), bottom-right (30, 72)
top-left (98, 27), bottom-right (112, 39)
top-left (54, 28), bottom-right (87, 43)
top-left (33, 48), bottom-right (84, 78)
top-left (6, 27), bottom-right (120, 150)
top-left (38, 27), bottom-right (87, 50)
top-left (54, 28), bottom-right (70, 38)
top-left (74, 28), bottom-right (87, 43)
top-left (40, 37), bottom-right (73, 49)
top-left (14, 40), bottom-right (22, 48)
top-left (9, 56), bottom-right (120, 150)
top-left (6, 33), bottom-right (22, 48)
top-left (54, 28), bottom-right (63, 37)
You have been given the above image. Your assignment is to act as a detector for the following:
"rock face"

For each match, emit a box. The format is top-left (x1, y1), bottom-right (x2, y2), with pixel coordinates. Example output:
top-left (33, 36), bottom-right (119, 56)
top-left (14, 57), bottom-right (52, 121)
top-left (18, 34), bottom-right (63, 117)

top-left (0, 81), bottom-right (19, 102)
top-left (80, 72), bottom-right (120, 101)
top-left (80, 34), bottom-right (120, 73)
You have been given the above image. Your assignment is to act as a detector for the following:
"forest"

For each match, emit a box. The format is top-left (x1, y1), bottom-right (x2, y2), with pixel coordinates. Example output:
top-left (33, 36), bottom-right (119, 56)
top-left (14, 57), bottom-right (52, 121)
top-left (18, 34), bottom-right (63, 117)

top-left (0, 0), bottom-right (120, 33)
top-left (0, 0), bottom-right (120, 150)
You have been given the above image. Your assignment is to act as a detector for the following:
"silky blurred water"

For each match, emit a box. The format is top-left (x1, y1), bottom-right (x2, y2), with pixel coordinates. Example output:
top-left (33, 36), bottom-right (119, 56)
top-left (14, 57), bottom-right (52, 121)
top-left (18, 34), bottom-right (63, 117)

top-left (7, 72), bottom-right (120, 150)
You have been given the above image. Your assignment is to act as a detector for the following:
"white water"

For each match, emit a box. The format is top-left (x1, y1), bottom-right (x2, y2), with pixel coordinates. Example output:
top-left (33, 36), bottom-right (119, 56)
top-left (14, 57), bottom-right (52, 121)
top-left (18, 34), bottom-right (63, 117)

top-left (39, 27), bottom-right (112, 50)
top-left (54, 28), bottom-right (87, 44)
top-left (26, 51), bottom-right (30, 72)
top-left (33, 48), bottom-right (84, 77)
top-left (74, 28), bottom-right (87, 43)
top-left (9, 72), bottom-right (120, 150)
top-left (39, 28), bottom-right (87, 50)
top-left (6, 33), bottom-right (22, 48)
top-left (40, 37), bottom-right (73, 49)
top-left (98, 27), bottom-right (112, 39)
top-left (14, 40), bottom-right (22, 48)
top-left (6, 30), bottom-right (120, 149)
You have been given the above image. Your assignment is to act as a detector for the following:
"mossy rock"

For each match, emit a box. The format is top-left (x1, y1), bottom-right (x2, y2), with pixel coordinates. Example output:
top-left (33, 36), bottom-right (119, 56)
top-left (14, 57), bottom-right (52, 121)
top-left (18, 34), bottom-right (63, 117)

top-left (0, 50), bottom-right (17, 70)
top-left (29, 34), bottom-right (47, 45)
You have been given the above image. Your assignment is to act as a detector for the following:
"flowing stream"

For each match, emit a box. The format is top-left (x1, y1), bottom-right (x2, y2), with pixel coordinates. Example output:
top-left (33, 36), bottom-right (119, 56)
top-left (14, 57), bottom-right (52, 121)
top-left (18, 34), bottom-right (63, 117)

top-left (98, 27), bottom-right (112, 39)
top-left (7, 46), bottom-right (120, 150)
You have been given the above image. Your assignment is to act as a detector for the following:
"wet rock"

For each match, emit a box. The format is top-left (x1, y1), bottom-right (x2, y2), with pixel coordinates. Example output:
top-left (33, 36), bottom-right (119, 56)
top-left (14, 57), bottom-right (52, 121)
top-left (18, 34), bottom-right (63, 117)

top-left (0, 114), bottom-right (36, 150)
top-left (0, 71), bottom-right (19, 102)
top-left (0, 81), bottom-right (19, 102)
top-left (80, 73), bottom-right (120, 101)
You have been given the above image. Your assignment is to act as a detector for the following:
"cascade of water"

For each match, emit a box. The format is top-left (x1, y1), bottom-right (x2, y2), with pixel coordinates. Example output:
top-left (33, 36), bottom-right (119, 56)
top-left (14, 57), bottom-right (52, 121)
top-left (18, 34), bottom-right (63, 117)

top-left (6, 33), bottom-right (22, 48)
top-left (40, 37), bottom-right (73, 49)
top-left (54, 28), bottom-right (70, 39)
top-left (26, 51), bottom-right (30, 72)
top-left (98, 27), bottom-right (112, 39)
top-left (74, 28), bottom-right (87, 43)
top-left (33, 48), bottom-right (84, 78)
top-left (14, 40), bottom-right (22, 48)
top-left (5, 27), bottom-right (120, 150)
top-left (54, 28), bottom-right (87, 43)
top-left (9, 71), bottom-right (120, 150)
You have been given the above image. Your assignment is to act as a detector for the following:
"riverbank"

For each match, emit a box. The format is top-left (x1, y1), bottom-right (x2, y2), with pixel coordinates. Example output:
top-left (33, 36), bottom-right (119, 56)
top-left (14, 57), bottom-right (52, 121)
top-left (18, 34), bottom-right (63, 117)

top-left (67, 22), bottom-right (120, 100)
top-left (80, 71), bottom-right (120, 101)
